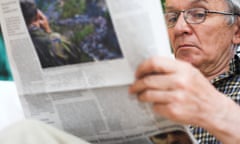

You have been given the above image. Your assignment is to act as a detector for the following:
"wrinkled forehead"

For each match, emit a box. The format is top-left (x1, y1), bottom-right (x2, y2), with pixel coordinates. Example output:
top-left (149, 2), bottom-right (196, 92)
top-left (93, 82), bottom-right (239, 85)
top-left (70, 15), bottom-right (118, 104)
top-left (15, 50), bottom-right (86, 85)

top-left (165, 0), bottom-right (228, 10)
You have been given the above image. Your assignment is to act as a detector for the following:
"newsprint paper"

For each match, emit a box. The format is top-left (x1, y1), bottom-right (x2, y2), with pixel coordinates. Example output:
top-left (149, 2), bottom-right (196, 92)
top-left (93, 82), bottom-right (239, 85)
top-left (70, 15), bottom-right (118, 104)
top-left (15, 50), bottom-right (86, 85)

top-left (0, 0), bottom-right (198, 144)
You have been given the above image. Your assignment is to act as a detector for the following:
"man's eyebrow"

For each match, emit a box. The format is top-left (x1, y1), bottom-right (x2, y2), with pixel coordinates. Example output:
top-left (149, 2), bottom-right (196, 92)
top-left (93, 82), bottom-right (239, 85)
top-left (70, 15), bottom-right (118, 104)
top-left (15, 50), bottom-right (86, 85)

top-left (165, 6), bottom-right (175, 11)
top-left (189, 0), bottom-right (208, 4)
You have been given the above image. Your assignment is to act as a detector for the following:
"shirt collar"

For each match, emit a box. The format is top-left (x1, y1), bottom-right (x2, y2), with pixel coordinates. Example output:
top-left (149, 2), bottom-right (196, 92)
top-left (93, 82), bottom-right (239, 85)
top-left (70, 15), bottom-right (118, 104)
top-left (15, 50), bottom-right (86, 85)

top-left (211, 55), bottom-right (240, 84)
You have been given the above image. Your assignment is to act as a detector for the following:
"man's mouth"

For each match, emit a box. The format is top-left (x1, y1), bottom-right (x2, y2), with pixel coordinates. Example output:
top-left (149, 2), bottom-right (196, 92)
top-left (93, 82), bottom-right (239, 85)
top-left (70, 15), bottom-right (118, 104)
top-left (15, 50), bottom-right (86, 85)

top-left (177, 44), bottom-right (196, 49)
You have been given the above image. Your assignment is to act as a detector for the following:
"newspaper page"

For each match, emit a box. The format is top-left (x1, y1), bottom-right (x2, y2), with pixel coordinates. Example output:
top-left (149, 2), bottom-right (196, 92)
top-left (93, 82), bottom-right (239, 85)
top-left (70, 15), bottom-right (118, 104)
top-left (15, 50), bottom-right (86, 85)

top-left (0, 0), bottom-right (198, 144)
top-left (0, 0), bottom-right (171, 95)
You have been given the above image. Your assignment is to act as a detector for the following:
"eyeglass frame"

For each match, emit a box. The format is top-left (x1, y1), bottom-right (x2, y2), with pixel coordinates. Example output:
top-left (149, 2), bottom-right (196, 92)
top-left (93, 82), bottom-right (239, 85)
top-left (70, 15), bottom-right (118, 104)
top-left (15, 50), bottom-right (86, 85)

top-left (164, 7), bottom-right (240, 28)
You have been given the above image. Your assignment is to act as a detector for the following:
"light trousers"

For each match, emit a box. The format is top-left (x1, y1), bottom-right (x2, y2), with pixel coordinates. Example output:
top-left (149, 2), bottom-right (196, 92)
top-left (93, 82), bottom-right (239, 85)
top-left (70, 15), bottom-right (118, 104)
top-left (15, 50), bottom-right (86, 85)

top-left (0, 120), bottom-right (90, 144)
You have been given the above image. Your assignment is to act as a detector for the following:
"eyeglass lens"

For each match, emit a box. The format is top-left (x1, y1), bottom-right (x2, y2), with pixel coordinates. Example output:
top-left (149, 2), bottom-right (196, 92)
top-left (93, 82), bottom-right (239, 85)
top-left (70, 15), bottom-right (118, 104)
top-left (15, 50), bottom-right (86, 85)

top-left (165, 8), bottom-right (207, 27)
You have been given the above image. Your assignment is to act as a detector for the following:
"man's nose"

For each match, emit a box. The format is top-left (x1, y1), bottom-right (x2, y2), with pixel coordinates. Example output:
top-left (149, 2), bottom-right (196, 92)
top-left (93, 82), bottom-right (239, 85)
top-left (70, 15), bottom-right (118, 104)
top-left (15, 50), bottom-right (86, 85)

top-left (173, 13), bottom-right (192, 35)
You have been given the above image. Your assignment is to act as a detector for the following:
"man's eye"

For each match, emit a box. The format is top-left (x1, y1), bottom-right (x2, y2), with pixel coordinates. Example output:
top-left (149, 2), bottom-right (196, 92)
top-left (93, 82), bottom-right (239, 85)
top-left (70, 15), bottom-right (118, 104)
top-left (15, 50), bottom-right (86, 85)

top-left (166, 14), bottom-right (178, 23)
top-left (191, 12), bottom-right (205, 19)
top-left (169, 17), bottom-right (177, 23)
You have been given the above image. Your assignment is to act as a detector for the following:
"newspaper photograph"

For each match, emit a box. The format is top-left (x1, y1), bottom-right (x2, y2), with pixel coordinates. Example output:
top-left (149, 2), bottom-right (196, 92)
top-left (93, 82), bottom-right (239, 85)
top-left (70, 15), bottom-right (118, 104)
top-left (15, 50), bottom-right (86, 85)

top-left (0, 0), bottom-right (197, 144)
top-left (21, 0), bottom-right (124, 68)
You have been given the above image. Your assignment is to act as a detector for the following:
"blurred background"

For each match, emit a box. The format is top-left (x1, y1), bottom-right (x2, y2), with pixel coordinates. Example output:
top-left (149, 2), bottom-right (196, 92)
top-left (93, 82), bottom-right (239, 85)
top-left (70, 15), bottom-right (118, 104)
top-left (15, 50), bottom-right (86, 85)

top-left (0, 28), bottom-right (12, 81)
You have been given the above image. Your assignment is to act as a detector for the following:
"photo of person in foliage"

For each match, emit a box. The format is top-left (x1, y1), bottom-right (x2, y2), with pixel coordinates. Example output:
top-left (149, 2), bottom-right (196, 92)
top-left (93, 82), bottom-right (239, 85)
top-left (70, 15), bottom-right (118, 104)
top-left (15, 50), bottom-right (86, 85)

top-left (20, 0), bottom-right (123, 68)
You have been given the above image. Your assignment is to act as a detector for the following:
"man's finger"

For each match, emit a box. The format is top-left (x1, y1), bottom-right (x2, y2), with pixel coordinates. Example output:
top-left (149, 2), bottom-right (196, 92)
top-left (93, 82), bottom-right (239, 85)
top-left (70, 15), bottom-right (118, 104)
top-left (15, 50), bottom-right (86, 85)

top-left (129, 74), bottom-right (175, 94)
top-left (137, 90), bottom-right (176, 104)
top-left (135, 57), bottom-right (186, 79)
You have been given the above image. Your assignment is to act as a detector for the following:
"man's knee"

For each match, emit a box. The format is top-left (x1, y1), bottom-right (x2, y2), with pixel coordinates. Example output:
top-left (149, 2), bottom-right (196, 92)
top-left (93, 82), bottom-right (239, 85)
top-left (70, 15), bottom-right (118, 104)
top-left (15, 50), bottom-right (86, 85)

top-left (0, 120), bottom-right (90, 144)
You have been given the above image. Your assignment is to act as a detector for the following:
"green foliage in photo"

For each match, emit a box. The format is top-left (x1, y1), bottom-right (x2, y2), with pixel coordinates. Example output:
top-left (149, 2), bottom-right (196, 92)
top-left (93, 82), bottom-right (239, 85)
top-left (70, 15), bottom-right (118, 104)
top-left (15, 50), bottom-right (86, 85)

top-left (71, 24), bottom-right (94, 44)
top-left (60, 0), bottom-right (86, 18)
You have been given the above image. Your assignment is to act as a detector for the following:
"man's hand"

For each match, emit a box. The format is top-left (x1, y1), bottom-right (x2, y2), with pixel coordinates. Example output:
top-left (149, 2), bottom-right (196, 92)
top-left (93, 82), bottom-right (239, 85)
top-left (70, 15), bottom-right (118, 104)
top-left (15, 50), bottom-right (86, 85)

top-left (37, 10), bottom-right (52, 33)
top-left (129, 57), bottom-right (230, 127)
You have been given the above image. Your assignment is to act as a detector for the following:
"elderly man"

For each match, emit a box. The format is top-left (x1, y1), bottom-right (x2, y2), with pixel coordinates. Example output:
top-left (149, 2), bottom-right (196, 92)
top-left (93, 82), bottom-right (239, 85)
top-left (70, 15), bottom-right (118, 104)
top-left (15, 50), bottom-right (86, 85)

top-left (130, 0), bottom-right (240, 143)
top-left (0, 0), bottom-right (240, 144)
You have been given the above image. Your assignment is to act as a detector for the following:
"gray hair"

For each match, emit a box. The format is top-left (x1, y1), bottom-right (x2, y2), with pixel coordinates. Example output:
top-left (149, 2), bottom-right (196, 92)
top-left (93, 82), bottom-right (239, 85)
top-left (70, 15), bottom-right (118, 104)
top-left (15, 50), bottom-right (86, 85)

top-left (228, 0), bottom-right (240, 12)
top-left (225, 0), bottom-right (240, 49)
top-left (225, 0), bottom-right (240, 24)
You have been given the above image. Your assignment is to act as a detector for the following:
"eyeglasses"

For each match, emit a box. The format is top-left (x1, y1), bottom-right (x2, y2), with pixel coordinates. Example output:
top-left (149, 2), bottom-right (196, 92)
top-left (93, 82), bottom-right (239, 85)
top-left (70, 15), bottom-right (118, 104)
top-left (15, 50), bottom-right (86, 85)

top-left (165, 7), bottom-right (240, 28)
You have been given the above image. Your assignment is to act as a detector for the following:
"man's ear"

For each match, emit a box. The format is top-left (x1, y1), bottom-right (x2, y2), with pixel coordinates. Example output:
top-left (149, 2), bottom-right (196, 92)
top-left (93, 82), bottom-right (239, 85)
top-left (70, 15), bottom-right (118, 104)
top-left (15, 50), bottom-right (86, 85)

top-left (233, 17), bottom-right (240, 45)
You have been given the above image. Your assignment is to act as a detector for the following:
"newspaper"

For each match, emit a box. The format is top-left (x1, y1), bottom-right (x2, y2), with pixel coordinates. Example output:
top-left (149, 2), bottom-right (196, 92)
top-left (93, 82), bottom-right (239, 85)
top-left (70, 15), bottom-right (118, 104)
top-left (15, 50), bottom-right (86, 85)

top-left (0, 0), bottom-right (198, 143)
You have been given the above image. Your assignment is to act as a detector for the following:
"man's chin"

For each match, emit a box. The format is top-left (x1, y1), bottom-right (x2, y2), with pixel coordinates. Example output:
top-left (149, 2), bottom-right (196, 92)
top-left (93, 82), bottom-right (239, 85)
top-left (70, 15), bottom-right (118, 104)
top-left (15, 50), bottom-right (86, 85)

top-left (175, 56), bottom-right (199, 66)
top-left (176, 55), bottom-right (193, 62)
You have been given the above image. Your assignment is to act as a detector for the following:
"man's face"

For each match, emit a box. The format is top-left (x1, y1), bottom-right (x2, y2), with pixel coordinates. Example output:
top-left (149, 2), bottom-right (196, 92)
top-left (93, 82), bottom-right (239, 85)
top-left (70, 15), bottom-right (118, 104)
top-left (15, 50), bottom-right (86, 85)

top-left (166, 0), bottom-right (239, 74)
